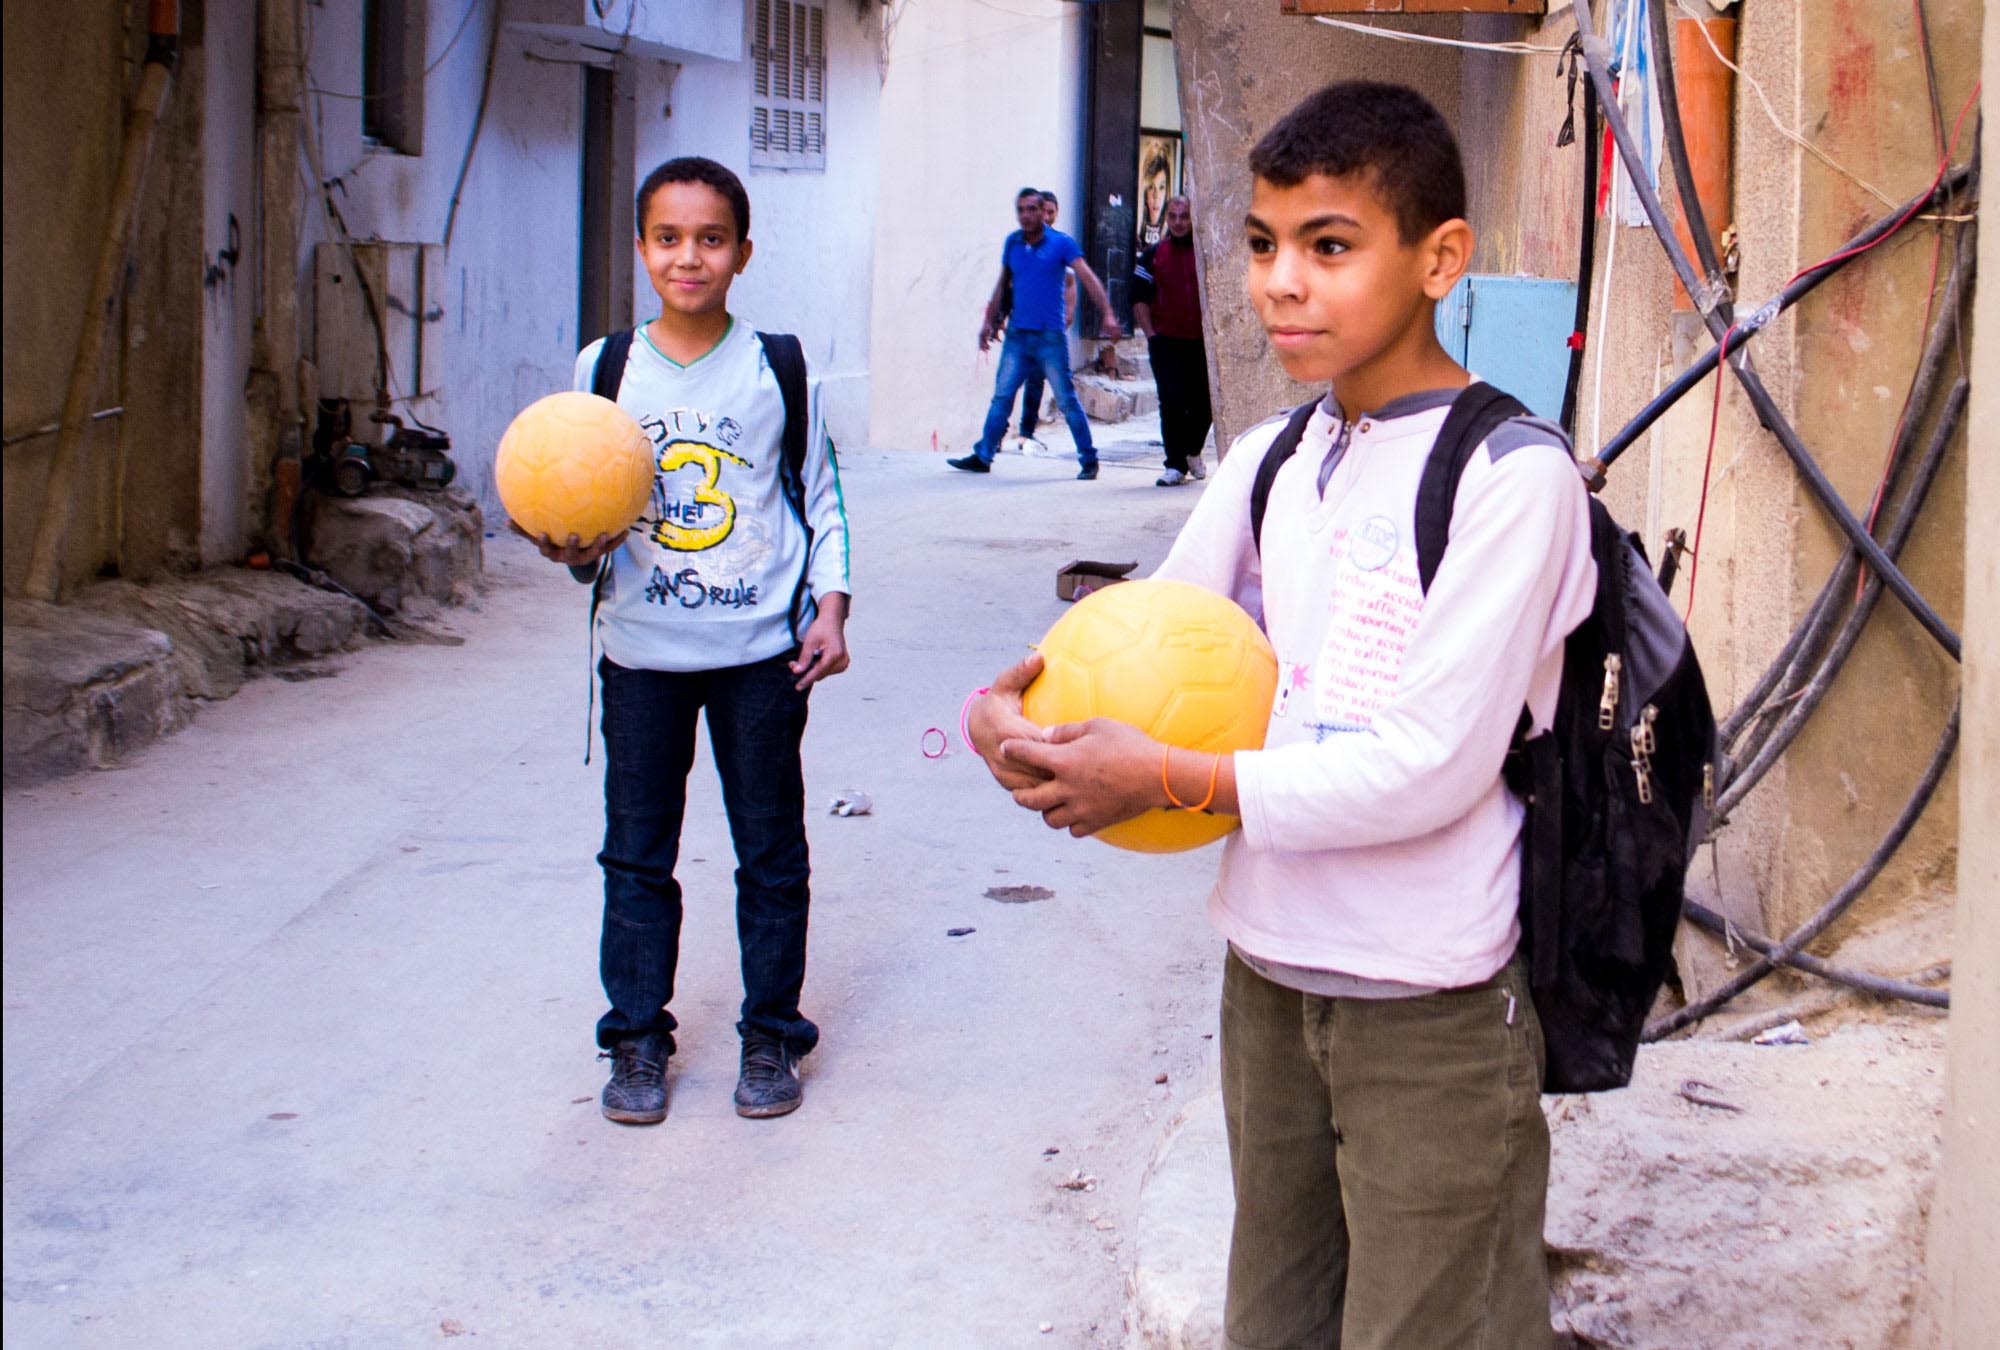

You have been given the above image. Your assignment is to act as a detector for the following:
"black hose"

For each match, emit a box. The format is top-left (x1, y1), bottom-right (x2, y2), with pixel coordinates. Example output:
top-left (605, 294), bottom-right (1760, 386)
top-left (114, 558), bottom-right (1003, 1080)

top-left (1646, 0), bottom-right (1733, 319)
top-left (1680, 900), bottom-right (1949, 1008)
top-left (1571, 5), bottom-right (1962, 662)
top-left (1718, 379), bottom-right (1969, 814)
top-left (1558, 50), bottom-right (1599, 437)
top-left (1596, 164), bottom-right (1975, 474)
top-left (1646, 697), bottom-right (1960, 1040)
top-left (1718, 214), bottom-right (1974, 764)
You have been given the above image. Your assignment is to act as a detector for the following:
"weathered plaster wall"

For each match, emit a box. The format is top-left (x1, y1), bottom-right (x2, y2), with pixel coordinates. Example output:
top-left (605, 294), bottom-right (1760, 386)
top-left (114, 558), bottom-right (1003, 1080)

top-left (1170, 1), bottom-right (1463, 451)
top-left (201, 0), bottom-right (257, 567)
top-left (3, 1), bottom-right (217, 594)
top-left (2, 1), bottom-right (126, 594)
top-left (868, 0), bottom-right (1088, 454)
top-left (636, 0), bottom-right (884, 450)
top-left (1173, 0), bottom-right (1970, 954)
top-left (302, 5), bottom-right (586, 513)
top-left (1923, 1), bottom-right (1998, 1332)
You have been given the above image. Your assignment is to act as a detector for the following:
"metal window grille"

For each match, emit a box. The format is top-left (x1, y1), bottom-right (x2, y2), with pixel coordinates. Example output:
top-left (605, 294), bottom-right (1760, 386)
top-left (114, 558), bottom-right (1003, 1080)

top-left (750, 0), bottom-right (826, 169)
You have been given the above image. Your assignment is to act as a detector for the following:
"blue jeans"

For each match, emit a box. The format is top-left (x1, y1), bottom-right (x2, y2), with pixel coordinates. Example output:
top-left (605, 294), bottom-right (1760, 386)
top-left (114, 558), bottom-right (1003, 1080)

top-left (976, 328), bottom-right (1093, 466)
top-left (595, 653), bottom-right (818, 1057)
top-left (1018, 369), bottom-right (1045, 438)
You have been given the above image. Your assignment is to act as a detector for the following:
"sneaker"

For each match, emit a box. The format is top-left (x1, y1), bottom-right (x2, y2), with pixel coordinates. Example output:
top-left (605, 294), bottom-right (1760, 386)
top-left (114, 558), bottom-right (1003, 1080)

top-left (1156, 469), bottom-right (1187, 486)
top-left (1188, 457), bottom-right (1207, 480)
top-left (1075, 463), bottom-right (1099, 480)
top-left (734, 1036), bottom-right (803, 1118)
top-left (947, 454), bottom-right (990, 474)
top-left (599, 1033), bottom-right (670, 1124)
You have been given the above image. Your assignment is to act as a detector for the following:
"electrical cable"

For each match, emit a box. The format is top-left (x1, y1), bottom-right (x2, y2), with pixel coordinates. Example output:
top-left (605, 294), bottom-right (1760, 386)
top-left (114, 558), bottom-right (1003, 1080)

top-left (1646, 0), bottom-right (1733, 320)
top-left (1645, 697), bottom-right (1960, 1040)
top-left (1679, 900), bottom-right (1950, 1009)
top-left (1719, 212), bottom-right (1974, 766)
top-left (1715, 380), bottom-right (1969, 816)
top-left (1310, 14), bottom-right (1572, 56)
top-left (441, 0), bottom-right (505, 251)
top-left (1556, 37), bottom-right (1599, 437)
top-left (1571, 0), bottom-right (1964, 661)
top-left (1592, 163), bottom-right (1975, 475)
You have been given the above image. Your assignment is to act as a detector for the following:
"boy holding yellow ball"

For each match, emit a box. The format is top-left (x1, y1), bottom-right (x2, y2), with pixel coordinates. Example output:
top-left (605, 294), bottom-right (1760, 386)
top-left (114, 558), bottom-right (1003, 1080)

top-left (969, 84), bottom-right (1594, 1347)
top-left (523, 157), bottom-right (850, 1126)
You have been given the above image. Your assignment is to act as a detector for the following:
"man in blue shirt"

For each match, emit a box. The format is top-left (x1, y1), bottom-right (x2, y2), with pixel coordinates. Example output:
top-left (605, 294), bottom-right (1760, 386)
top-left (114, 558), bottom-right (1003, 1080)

top-left (951, 188), bottom-right (1121, 480)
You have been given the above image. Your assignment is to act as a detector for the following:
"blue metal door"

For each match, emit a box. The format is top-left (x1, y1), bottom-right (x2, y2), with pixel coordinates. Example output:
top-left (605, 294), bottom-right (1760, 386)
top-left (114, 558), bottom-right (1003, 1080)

top-left (1433, 275), bottom-right (1578, 422)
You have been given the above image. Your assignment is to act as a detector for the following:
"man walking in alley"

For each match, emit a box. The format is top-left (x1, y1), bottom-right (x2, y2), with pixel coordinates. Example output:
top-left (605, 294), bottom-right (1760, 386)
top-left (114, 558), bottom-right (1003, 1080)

top-left (951, 188), bottom-right (1121, 480)
top-left (1131, 195), bottom-right (1211, 486)
top-left (993, 190), bottom-right (1077, 452)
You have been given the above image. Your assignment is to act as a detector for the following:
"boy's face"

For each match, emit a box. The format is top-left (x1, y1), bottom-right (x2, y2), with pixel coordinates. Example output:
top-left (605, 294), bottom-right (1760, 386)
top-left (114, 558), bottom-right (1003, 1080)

top-left (636, 181), bottom-right (752, 317)
top-left (1039, 196), bottom-right (1058, 227)
top-left (1243, 171), bottom-right (1466, 387)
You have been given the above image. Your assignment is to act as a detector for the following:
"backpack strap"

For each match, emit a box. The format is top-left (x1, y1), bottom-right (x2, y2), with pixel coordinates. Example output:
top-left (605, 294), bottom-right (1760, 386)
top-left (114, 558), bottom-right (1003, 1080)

top-left (592, 327), bottom-right (635, 403)
top-left (1414, 383), bottom-right (1532, 593)
top-left (1248, 399), bottom-right (1323, 556)
top-left (756, 331), bottom-right (817, 641)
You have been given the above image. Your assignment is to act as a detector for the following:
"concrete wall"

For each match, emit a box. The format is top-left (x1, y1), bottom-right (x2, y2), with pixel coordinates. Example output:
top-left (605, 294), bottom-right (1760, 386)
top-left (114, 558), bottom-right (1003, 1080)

top-left (868, 0), bottom-right (1088, 454)
top-left (1924, 6), bottom-right (1998, 1340)
top-left (3, 1), bottom-right (221, 594)
top-left (632, 1), bottom-right (884, 449)
top-left (201, 0), bottom-right (257, 566)
top-left (1172, 0), bottom-right (1972, 957)
top-left (304, 0), bottom-right (880, 508)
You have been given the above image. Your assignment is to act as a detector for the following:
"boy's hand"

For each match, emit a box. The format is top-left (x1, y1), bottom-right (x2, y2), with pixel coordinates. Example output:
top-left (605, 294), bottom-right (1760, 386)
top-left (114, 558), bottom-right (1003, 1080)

top-left (1097, 316), bottom-right (1124, 340)
top-left (510, 521), bottom-right (618, 567)
top-left (1001, 718), bottom-right (1163, 837)
top-left (791, 594), bottom-right (851, 690)
top-left (968, 653), bottom-right (1053, 792)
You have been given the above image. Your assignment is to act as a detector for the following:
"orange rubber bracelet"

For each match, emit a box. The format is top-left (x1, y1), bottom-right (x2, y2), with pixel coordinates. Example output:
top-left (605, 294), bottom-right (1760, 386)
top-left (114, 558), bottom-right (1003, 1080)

top-left (1162, 747), bottom-right (1221, 812)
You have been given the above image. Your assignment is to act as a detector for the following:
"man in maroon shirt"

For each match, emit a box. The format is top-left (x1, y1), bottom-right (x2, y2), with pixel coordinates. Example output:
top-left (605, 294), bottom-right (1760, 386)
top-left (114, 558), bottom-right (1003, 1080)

top-left (1130, 195), bottom-right (1211, 486)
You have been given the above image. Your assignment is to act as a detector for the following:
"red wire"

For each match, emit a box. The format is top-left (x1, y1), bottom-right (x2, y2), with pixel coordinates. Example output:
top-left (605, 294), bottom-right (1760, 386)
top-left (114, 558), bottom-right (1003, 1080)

top-left (1680, 79), bottom-right (1980, 626)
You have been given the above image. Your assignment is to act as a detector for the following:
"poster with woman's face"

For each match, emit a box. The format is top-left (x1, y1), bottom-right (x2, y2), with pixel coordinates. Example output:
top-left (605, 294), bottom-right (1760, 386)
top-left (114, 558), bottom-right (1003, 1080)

top-left (1137, 134), bottom-right (1180, 248)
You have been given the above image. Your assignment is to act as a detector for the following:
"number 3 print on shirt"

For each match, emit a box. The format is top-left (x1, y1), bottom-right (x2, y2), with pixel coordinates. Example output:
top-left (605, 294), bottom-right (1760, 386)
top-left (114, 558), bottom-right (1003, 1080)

top-left (649, 440), bottom-right (751, 551)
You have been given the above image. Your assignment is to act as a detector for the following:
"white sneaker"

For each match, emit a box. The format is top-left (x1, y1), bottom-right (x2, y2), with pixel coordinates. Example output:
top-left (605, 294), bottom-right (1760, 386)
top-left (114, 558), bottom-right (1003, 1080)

top-left (1187, 457), bottom-right (1207, 480)
top-left (1156, 468), bottom-right (1187, 486)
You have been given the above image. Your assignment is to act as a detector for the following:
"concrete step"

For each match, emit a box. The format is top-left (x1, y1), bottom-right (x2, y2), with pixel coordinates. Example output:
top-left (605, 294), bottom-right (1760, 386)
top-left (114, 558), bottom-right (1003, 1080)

top-left (1073, 372), bottom-right (1159, 424)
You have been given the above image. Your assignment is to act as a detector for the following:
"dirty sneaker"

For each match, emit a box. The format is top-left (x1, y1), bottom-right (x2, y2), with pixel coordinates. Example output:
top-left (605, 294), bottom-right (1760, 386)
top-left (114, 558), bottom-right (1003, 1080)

top-left (1187, 457), bottom-right (1206, 480)
top-left (734, 1036), bottom-right (803, 1118)
top-left (1156, 468), bottom-right (1187, 486)
top-left (599, 1033), bottom-right (670, 1125)
top-left (946, 454), bottom-right (990, 474)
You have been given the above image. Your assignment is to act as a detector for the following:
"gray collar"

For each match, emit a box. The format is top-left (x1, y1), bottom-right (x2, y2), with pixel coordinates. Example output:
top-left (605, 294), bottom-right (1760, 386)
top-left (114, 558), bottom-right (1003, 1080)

top-left (1319, 385), bottom-right (1464, 423)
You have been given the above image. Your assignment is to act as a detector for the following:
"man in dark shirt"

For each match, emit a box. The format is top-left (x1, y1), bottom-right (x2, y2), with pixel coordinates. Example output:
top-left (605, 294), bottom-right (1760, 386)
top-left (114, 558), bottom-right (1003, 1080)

top-left (951, 188), bottom-right (1121, 480)
top-left (1131, 195), bottom-right (1211, 485)
top-left (1136, 195), bottom-right (1208, 480)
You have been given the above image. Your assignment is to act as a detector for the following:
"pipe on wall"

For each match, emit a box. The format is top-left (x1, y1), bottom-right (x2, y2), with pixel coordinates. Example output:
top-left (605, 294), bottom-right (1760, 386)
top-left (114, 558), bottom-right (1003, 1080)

top-left (1667, 15), bottom-right (1737, 313)
top-left (22, 0), bottom-right (181, 601)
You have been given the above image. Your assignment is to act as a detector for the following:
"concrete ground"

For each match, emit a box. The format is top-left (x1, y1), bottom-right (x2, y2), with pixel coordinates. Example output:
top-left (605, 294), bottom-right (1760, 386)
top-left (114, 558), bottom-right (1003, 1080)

top-left (3, 442), bottom-right (1229, 1348)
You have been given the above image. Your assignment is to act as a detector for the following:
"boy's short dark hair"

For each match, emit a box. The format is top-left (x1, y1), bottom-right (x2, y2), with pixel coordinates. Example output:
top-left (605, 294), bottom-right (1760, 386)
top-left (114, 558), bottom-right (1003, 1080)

top-left (1039, 189), bottom-right (1058, 207)
top-left (636, 156), bottom-right (751, 241)
top-left (1017, 186), bottom-right (1042, 203)
top-left (1248, 81), bottom-right (1465, 244)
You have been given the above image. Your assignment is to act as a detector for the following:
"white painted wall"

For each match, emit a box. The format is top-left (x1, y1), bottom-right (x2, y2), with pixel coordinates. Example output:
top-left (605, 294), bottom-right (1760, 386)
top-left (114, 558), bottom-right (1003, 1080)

top-left (201, 0), bottom-right (257, 564)
top-left (625, 0), bottom-right (883, 449)
top-left (867, 0), bottom-right (1086, 454)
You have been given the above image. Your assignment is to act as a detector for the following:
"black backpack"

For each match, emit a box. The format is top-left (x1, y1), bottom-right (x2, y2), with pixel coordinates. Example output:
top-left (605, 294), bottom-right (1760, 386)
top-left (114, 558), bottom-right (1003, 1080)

top-left (583, 327), bottom-right (819, 641)
top-left (1249, 384), bottom-right (1716, 1093)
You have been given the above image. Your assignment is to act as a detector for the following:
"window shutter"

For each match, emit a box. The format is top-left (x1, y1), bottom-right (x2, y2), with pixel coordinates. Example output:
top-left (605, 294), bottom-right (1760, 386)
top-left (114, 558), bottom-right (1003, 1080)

top-left (749, 0), bottom-right (826, 170)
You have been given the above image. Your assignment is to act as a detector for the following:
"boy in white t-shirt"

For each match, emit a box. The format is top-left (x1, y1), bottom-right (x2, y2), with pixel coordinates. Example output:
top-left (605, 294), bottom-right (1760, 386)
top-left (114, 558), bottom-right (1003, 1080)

top-left (523, 157), bottom-right (851, 1126)
top-left (968, 83), bottom-right (1594, 1347)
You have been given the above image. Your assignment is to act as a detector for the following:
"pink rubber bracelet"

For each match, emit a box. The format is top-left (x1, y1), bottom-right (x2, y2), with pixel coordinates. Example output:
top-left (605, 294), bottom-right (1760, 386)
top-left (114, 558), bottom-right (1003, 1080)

top-left (960, 686), bottom-right (992, 754)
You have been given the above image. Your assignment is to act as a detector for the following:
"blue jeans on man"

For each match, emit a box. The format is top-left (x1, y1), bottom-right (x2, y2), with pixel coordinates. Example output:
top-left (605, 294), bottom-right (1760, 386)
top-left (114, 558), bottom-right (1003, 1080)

top-left (975, 328), bottom-right (1094, 469)
top-left (1018, 368), bottom-right (1045, 439)
top-left (594, 653), bottom-right (819, 1058)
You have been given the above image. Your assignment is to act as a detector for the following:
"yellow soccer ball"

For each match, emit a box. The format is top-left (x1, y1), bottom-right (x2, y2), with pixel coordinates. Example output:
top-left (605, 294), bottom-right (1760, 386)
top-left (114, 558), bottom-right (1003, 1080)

top-left (495, 392), bottom-right (654, 543)
top-left (1023, 578), bottom-right (1278, 853)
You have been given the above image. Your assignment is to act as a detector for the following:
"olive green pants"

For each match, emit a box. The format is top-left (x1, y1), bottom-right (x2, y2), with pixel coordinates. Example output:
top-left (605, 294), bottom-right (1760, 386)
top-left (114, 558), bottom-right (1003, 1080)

top-left (1220, 948), bottom-right (1553, 1350)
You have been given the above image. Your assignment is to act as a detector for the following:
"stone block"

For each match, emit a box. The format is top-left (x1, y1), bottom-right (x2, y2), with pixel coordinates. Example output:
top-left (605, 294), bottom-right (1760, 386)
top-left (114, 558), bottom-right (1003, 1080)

top-left (307, 485), bottom-right (483, 613)
top-left (3, 599), bottom-right (183, 784)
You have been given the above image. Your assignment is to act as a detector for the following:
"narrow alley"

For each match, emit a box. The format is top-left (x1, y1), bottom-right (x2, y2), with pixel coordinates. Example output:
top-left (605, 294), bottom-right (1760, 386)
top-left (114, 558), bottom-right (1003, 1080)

top-left (3, 449), bottom-right (1221, 1348)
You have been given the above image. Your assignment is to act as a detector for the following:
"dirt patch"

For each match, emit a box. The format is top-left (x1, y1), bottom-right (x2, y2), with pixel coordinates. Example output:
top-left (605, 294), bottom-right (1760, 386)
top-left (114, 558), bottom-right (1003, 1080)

top-left (986, 884), bottom-right (1056, 903)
